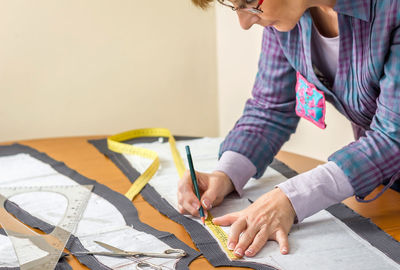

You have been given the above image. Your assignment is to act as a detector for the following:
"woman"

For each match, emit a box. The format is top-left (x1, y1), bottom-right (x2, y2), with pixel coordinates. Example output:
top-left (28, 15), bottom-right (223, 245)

top-left (177, 0), bottom-right (400, 258)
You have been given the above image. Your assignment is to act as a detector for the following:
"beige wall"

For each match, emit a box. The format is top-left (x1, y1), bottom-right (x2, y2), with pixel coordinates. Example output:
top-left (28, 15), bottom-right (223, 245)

top-left (0, 1), bottom-right (218, 142)
top-left (1, 1), bottom-right (355, 162)
top-left (215, 5), bottom-right (354, 161)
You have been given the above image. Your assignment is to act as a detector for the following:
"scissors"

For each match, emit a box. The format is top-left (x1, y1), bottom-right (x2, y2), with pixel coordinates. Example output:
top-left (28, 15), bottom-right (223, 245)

top-left (74, 241), bottom-right (187, 270)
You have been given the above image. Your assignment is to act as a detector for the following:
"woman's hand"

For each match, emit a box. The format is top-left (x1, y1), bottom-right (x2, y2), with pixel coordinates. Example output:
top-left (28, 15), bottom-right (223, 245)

top-left (177, 170), bottom-right (234, 216)
top-left (213, 188), bottom-right (296, 257)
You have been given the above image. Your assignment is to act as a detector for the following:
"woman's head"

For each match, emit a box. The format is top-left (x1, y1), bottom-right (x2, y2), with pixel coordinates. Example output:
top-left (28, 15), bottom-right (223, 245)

top-left (191, 0), bottom-right (335, 31)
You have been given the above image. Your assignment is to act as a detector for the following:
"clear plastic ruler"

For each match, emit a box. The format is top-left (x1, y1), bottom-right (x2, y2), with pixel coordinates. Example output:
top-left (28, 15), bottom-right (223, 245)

top-left (0, 185), bottom-right (93, 270)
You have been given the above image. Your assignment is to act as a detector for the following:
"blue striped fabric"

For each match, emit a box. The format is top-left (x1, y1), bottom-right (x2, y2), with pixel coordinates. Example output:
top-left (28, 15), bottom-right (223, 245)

top-left (219, 0), bottom-right (400, 198)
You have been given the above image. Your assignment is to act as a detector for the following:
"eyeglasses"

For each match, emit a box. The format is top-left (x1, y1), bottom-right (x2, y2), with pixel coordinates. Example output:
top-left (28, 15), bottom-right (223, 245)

top-left (217, 0), bottom-right (264, 14)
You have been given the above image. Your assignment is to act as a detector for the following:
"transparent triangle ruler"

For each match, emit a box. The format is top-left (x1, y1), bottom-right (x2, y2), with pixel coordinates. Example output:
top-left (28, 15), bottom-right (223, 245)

top-left (0, 185), bottom-right (93, 270)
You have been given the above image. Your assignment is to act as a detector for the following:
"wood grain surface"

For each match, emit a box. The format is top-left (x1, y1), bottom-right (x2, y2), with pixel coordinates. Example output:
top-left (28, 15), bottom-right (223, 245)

top-left (1, 136), bottom-right (398, 269)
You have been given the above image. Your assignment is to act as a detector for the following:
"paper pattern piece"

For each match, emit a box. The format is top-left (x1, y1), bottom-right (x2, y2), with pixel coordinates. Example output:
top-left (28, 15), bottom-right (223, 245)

top-left (93, 137), bottom-right (399, 270)
top-left (0, 144), bottom-right (199, 270)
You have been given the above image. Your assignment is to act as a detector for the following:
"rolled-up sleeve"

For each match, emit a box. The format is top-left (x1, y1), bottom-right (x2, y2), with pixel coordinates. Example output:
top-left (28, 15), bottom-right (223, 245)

top-left (278, 161), bottom-right (354, 222)
top-left (216, 151), bottom-right (257, 197)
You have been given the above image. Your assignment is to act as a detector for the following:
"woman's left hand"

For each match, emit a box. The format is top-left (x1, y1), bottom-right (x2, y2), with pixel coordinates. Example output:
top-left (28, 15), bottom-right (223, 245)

top-left (212, 188), bottom-right (296, 258)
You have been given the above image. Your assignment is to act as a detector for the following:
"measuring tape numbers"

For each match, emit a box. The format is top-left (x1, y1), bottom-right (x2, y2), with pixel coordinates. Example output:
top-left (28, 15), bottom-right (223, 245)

top-left (107, 128), bottom-right (237, 259)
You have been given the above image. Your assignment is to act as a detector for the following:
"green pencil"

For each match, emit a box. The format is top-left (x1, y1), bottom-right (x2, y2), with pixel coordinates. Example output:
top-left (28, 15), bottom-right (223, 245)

top-left (185, 145), bottom-right (205, 225)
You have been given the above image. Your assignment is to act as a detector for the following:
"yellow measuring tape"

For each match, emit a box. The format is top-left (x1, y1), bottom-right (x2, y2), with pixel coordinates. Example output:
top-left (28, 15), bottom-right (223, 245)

top-left (107, 128), bottom-right (236, 259)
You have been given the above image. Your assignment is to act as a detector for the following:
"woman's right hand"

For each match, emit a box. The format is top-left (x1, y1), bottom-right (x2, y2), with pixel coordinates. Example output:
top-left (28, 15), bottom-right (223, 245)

top-left (177, 170), bottom-right (235, 216)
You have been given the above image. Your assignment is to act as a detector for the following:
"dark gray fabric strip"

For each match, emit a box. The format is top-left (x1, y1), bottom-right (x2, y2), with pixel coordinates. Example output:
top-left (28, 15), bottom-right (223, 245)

top-left (0, 208), bottom-right (71, 270)
top-left (67, 235), bottom-right (110, 270)
top-left (326, 204), bottom-right (400, 264)
top-left (90, 137), bottom-right (400, 268)
top-left (269, 159), bottom-right (299, 179)
top-left (142, 182), bottom-right (277, 270)
top-left (54, 260), bottom-right (72, 270)
top-left (270, 158), bottom-right (400, 264)
top-left (90, 138), bottom-right (277, 269)
top-left (0, 228), bottom-right (71, 270)
top-left (0, 144), bottom-right (199, 270)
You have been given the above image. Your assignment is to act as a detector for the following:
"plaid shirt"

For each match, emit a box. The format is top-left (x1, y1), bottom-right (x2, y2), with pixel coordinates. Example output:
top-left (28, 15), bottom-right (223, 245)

top-left (219, 0), bottom-right (400, 198)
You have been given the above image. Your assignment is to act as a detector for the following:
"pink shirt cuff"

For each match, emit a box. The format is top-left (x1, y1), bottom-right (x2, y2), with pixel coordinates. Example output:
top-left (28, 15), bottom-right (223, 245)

top-left (277, 161), bottom-right (354, 222)
top-left (215, 151), bottom-right (257, 197)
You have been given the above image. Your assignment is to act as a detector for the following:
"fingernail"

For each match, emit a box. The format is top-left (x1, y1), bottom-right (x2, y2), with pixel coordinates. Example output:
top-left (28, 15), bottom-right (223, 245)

top-left (191, 203), bottom-right (199, 210)
top-left (245, 248), bottom-right (254, 256)
top-left (227, 242), bottom-right (235, 250)
top-left (282, 248), bottom-right (288, 254)
top-left (202, 199), bottom-right (210, 209)
top-left (234, 248), bottom-right (243, 257)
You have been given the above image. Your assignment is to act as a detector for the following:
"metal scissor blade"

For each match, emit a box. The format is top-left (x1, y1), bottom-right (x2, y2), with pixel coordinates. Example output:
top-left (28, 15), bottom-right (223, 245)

top-left (74, 251), bottom-right (134, 257)
top-left (94, 240), bottom-right (186, 259)
top-left (94, 241), bottom-right (127, 254)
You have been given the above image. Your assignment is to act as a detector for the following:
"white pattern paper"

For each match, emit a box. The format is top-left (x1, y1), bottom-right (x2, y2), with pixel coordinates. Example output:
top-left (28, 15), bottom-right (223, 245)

top-left (123, 138), bottom-right (400, 270)
top-left (0, 153), bottom-right (181, 269)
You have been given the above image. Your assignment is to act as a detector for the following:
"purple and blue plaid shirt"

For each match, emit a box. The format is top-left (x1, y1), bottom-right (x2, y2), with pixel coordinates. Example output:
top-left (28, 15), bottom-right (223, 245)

top-left (219, 0), bottom-right (400, 199)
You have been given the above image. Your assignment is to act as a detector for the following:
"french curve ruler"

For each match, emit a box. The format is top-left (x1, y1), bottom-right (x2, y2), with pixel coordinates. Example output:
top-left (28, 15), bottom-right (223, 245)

top-left (0, 185), bottom-right (93, 270)
top-left (107, 128), bottom-right (237, 259)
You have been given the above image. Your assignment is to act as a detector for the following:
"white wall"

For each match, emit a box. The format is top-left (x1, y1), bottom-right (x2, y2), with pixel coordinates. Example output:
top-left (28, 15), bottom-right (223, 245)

top-left (0, 0), bottom-right (218, 142)
top-left (215, 5), bottom-right (354, 161)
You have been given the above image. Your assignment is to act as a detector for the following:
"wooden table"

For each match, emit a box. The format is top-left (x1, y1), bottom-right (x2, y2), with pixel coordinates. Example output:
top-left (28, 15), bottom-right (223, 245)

top-left (2, 136), bottom-right (399, 269)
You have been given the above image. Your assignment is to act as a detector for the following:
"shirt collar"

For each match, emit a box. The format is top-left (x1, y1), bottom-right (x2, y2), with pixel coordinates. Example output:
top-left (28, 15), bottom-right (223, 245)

top-left (333, 0), bottom-right (371, 22)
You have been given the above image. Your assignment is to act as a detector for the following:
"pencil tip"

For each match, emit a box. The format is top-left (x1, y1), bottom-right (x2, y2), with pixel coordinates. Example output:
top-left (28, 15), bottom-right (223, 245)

top-left (201, 217), bottom-right (205, 225)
